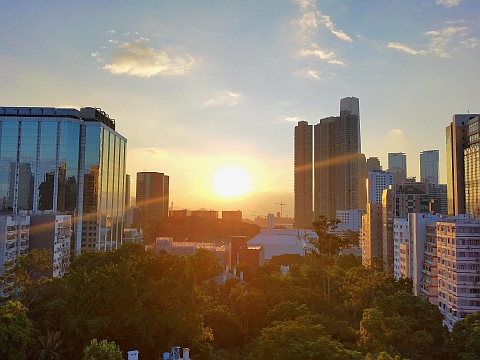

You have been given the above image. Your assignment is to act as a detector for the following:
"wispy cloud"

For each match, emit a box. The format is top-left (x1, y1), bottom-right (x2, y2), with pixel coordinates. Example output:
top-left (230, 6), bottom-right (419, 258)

top-left (292, 1), bottom-right (352, 43)
top-left (108, 30), bottom-right (116, 34)
top-left (320, 14), bottom-right (352, 42)
top-left (387, 42), bottom-right (427, 55)
top-left (204, 91), bottom-right (243, 107)
top-left (424, 26), bottom-right (469, 57)
top-left (387, 25), bottom-right (474, 58)
top-left (96, 36), bottom-right (197, 77)
top-left (436, 0), bottom-right (462, 8)
top-left (285, 116), bottom-right (307, 122)
top-left (389, 128), bottom-right (404, 136)
top-left (460, 37), bottom-right (479, 48)
top-left (291, 0), bottom-right (351, 66)
top-left (299, 43), bottom-right (346, 65)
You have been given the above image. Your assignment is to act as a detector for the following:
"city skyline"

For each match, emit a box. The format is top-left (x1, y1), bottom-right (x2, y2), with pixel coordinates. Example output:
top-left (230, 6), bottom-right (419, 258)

top-left (1, 0), bottom-right (479, 219)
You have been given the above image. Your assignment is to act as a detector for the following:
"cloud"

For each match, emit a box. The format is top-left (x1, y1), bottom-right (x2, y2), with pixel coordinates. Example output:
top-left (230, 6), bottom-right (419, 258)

top-left (91, 52), bottom-right (99, 58)
top-left (285, 116), bottom-right (307, 122)
top-left (292, 0), bottom-right (352, 43)
top-left (436, 0), bottom-right (461, 7)
top-left (389, 128), bottom-right (404, 136)
top-left (320, 14), bottom-right (353, 42)
top-left (295, 69), bottom-right (336, 80)
top-left (299, 43), bottom-right (346, 65)
top-left (108, 30), bottom-right (116, 34)
top-left (204, 91), bottom-right (243, 107)
top-left (424, 26), bottom-right (469, 57)
top-left (298, 11), bottom-right (318, 30)
top-left (291, 0), bottom-right (315, 10)
top-left (460, 37), bottom-right (479, 48)
top-left (387, 25), bottom-right (473, 58)
top-left (387, 42), bottom-right (427, 55)
top-left (98, 37), bottom-right (197, 77)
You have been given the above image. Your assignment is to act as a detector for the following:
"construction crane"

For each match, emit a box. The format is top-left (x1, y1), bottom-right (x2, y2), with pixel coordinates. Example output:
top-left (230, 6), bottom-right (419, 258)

top-left (274, 201), bottom-right (285, 218)
top-left (259, 205), bottom-right (271, 215)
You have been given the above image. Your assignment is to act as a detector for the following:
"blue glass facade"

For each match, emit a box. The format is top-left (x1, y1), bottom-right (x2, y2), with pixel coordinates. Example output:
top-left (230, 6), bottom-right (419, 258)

top-left (0, 107), bottom-right (127, 254)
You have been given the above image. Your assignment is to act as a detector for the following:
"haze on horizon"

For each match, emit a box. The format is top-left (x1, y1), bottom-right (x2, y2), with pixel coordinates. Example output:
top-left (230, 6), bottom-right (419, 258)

top-left (1, 0), bottom-right (479, 220)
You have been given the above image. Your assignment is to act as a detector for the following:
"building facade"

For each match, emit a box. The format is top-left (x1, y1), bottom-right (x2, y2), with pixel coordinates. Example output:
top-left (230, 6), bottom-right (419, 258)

top-left (0, 107), bottom-right (127, 253)
top-left (446, 114), bottom-right (480, 216)
top-left (393, 218), bottom-right (409, 280)
top-left (368, 170), bottom-right (394, 204)
top-left (436, 216), bottom-right (480, 331)
top-left (420, 150), bottom-right (439, 185)
top-left (314, 97), bottom-right (365, 220)
top-left (361, 202), bottom-right (383, 268)
top-left (388, 152), bottom-right (407, 184)
top-left (136, 172), bottom-right (169, 225)
top-left (29, 214), bottom-right (72, 277)
top-left (294, 121), bottom-right (313, 228)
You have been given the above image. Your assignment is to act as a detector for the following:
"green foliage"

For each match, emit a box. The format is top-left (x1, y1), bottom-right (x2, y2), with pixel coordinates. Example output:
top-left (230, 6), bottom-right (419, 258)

top-left (0, 300), bottom-right (33, 360)
top-left (30, 330), bottom-right (64, 360)
top-left (311, 216), bottom-right (350, 260)
top-left (189, 247), bottom-right (223, 284)
top-left (246, 317), bottom-right (363, 360)
top-left (1, 249), bottom-right (54, 299)
top-left (83, 339), bottom-right (123, 360)
top-left (449, 311), bottom-right (480, 360)
top-left (64, 245), bottom-right (210, 359)
top-left (269, 253), bottom-right (304, 266)
top-left (358, 291), bottom-right (447, 360)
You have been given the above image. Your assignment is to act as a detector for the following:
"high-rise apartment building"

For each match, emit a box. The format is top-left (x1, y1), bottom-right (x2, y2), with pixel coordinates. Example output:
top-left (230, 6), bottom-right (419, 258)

top-left (388, 152), bottom-right (407, 184)
top-left (436, 216), bottom-right (480, 330)
top-left (314, 97), bottom-right (365, 220)
top-left (367, 170), bottom-right (394, 204)
top-left (0, 107), bottom-right (127, 253)
top-left (361, 202), bottom-right (383, 268)
top-left (420, 150), bottom-right (439, 185)
top-left (366, 156), bottom-right (381, 172)
top-left (382, 182), bottom-right (431, 274)
top-left (136, 172), bottom-right (169, 225)
top-left (294, 121), bottom-right (313, 228)
top-left (446, 114), bottom-right (480, 215)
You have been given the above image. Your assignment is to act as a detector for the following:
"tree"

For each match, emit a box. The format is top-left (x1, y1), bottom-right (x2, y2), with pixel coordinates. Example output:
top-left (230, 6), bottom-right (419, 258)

top-left (189, 248), bottom-right (223, 284)
top-left (310, 216), bottom-right (351, 301)
top-left (30, 330), bottom-right (64, 360)
top-left (0, 301), bottom-right (33, 360)
top-left (83, 339), bottom-right (123, 360)
top-left (246, 317), bottom-right (363, 360)
top-left (1, 249), bottom-right (54, 300)
top-left (449, 311), bottom-right (480, 360)
top-left (358, 291), bottom-right (447, 360)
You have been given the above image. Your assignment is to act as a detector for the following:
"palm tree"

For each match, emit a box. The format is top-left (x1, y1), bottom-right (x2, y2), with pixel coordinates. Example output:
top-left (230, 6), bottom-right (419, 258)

top-left (33, 330), bottom-right (64, 360)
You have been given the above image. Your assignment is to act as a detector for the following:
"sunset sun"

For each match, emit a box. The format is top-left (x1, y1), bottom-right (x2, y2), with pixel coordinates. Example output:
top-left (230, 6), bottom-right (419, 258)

top-left (214, 167), bottom-right (251, 198)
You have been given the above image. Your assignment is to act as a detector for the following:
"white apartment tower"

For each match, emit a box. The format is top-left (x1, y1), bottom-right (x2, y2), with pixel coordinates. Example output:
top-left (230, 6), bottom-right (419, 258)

top-left (393, 218), bottom-right (409, 280)
top-left (368, 170), bottom-right (394, 204)
top-left (436, 216), bottom-right (480, 331)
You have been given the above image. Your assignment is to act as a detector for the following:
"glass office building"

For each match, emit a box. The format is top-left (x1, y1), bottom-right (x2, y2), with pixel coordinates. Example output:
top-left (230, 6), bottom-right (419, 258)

top-left (0, 107), bottom-right (127, 254)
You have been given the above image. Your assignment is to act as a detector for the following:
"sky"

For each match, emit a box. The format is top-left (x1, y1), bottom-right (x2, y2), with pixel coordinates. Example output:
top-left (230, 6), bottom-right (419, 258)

top-left (1, 0), bottom-right (479, 220)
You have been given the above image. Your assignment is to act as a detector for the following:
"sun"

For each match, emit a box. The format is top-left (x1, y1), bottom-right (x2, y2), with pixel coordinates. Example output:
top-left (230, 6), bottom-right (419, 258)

top-left (214, 167), bottom-right (251, 198)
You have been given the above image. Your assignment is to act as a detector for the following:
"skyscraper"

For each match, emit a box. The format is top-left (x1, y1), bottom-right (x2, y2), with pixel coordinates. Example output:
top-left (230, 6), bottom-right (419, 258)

top-left (0, 106), bottom-right (127, 253)
top-left (294, 121), bottom-right (313, 228)
top-left (420, 150), bottom-right (439, 185)
top-left (136, 172), bottom-right (169, 225)
top-left (446, 114), bottom-right (480, 215)
top-left (388, 152), bottom-right (407, 184)
top-left (314, 97), bottom-right (365, 220)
